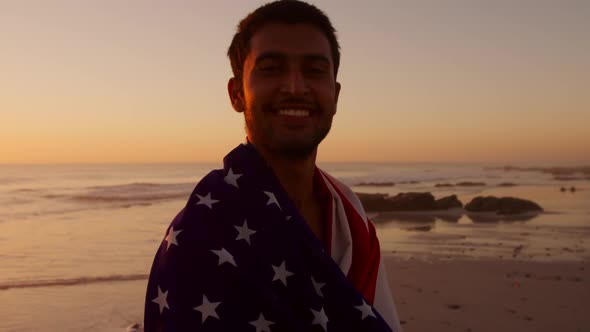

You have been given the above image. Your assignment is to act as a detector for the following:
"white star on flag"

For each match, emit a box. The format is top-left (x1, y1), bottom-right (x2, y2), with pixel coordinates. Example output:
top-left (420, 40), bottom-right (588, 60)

top-left (195, 192), bottom-right (219, 209)
top-left (193, 295), bottom-right (221, 323)
top-left (249, 312), bottom-right (274, 332)
top-left (164, 226), bottom-right (182, 250)
top-left (152, 286), bottom-right (169, 314)
top-left (263, 191), bottom-right (281, 210)
top-left (311, 306), bottom-right (329, 332)
top-left (234, 219), bottom-right (256, 245)
top-left (272, 260), bottom-right (294, 286)
top-left (224, 168), bottom-right (242, 188)
top-left (311, 276), bottom-right (326, 298)
top-left (354, 299), bottom-right (376, 319)
top-left (211, 247), bottom-right (237, 267)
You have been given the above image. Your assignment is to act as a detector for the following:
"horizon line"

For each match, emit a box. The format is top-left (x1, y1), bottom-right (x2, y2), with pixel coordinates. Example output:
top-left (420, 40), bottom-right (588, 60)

top-left (1, 160), bottom-right (589, 166)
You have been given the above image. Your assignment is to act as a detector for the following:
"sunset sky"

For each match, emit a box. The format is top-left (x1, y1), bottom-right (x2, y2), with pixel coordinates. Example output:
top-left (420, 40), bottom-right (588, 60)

top-left (1, 0), bottom-right (589, 164)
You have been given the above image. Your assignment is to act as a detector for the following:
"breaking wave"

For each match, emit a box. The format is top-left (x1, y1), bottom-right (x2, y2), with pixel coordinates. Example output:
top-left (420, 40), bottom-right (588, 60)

top-left (0, 274), bottom-right (149, 290)
top-left (75, 182), bottom-right (195, 202)
top-left (66, 182), bottom-right (194, 203)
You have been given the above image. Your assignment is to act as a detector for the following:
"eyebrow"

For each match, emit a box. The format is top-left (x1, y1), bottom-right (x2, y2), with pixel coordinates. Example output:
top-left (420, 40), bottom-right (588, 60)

top-left (254, 52), bottom-right (331, 66)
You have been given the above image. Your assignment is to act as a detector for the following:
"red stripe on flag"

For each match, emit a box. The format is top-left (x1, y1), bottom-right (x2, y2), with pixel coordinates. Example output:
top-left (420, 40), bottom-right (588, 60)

top-left (324, 175), bottom-right (381, 304)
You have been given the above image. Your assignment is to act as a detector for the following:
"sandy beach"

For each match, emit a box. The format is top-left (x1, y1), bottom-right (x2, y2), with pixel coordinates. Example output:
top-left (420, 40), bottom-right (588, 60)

top-left (1, 163), bottom-right (588, 331)
top-left (385, 256), bottom-right (589, 332)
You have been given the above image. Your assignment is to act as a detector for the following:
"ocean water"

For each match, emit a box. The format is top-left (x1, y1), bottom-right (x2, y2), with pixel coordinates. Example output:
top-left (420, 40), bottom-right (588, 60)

top-left (0, 162), bottom-right (588, 331)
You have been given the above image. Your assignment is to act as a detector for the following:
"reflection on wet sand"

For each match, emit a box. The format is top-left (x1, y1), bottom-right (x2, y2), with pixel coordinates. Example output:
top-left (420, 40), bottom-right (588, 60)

top-left (466, 211), bottom-right (541, 223)
top-left (372, 209), bottom-right (540, 225)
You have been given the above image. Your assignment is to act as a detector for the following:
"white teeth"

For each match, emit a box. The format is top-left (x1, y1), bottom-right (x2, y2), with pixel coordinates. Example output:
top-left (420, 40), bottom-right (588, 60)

top-left (277, 109), bottom-right (310, 117)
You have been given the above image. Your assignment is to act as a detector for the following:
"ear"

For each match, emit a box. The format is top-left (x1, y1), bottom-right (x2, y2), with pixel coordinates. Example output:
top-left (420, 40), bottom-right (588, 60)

top-left (228, 77), bottom-right (244, 113)
top-left (333, 82), bottom-right (341, 114)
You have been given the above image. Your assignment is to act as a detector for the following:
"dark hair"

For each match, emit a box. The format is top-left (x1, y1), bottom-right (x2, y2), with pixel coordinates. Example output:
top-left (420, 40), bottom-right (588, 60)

top-left (227, 0), bottom-right (341, 80)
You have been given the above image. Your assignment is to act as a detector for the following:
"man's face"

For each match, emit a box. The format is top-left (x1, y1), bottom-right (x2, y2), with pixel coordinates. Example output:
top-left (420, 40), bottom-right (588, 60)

top-left (233, 23), bottom-right (340, 159)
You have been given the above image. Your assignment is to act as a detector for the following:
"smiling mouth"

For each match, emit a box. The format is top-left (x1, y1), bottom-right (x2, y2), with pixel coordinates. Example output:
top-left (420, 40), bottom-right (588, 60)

top-left (277, 109), bottom-right (311, 117)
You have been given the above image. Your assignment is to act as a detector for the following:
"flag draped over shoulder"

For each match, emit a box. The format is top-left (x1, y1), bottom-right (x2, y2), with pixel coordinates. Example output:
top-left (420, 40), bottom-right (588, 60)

top-left (144, 143), bottom-right (401, 332)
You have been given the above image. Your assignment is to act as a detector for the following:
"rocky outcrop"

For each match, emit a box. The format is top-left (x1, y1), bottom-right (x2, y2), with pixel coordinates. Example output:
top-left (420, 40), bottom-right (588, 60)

top-left (465, 196), bottom-right (542, 215)
top-left (435, 182), bottom-right (487, 187)
top-left (355, 192), bottom-right (435, 211)
top-left (355, 182), bottom-right (395, 187)
top-left (387, 192), bottom-right (437, 210)
top-left (498, 182), bottom-right (517, 187)
top-left (559, 186), bottom-right (577, 192)
top-left (435, 195), bottom-right (463, 209)
top-left (455, 181), bottom-right (486, 187)
top-left (354, 193), bottom-right (392, 211)
top-left (356, 192), bottom-right (464, 212)
top-left (405, 225), bottom-right (433, 232)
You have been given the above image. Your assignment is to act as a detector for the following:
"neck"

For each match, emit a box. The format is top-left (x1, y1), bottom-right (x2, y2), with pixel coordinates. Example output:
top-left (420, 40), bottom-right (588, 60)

top-left (253, 143), bottom-right (317, 211)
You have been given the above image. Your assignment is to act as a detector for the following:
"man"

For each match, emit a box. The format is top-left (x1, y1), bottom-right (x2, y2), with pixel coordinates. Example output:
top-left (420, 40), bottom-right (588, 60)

top-left (144, 1), bottom-right (401, 331)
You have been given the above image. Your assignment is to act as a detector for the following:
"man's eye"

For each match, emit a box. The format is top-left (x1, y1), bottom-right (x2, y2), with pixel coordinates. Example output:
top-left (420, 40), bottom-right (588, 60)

top-left (259, 66), bottom-right (279, 73)
top-left (307, 67), bottom-right (327, 75)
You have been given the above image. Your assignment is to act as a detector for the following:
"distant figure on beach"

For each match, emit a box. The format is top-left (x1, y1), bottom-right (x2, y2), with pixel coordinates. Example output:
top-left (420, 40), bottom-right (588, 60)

top-left (143, 1), bottom-right (401, 331)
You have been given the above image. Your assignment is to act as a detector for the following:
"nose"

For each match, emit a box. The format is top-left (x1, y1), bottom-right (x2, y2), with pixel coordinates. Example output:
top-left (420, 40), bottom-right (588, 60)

top-left (280, 67), bottom-right (310, 96)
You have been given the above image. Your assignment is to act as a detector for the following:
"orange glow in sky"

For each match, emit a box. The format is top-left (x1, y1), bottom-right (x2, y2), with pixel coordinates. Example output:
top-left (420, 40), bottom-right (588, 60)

top-left (1, 1), bottom-right (589, 164)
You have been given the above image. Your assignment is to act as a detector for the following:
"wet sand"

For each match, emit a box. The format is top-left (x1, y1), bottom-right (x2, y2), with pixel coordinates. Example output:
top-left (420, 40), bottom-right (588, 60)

top-left (384, 256), bottom-right (589, 332)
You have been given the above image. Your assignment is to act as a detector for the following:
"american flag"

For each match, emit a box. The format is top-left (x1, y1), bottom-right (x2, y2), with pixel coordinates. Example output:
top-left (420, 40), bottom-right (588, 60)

top-left (144, 143), bottom-right (401, 331)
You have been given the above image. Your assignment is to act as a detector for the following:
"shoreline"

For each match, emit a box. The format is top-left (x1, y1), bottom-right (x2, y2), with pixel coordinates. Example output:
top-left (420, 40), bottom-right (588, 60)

top-left (1, 255), bottom-right (587, 332)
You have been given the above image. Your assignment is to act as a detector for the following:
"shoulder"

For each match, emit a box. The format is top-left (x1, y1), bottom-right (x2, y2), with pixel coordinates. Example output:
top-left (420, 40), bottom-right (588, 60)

top-left (183, 168), bottom-right (238, 220)
top-left (162, 169), bottom-right (242, 250)
top-left (150, 168), bottom-right (246, 277)
top-left (185, 169), bottom-right (226, 206)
